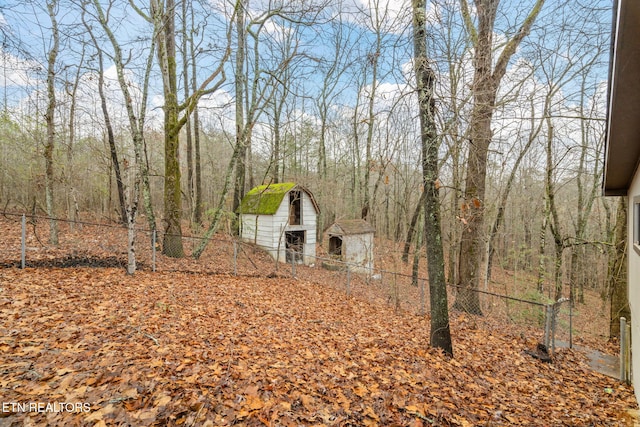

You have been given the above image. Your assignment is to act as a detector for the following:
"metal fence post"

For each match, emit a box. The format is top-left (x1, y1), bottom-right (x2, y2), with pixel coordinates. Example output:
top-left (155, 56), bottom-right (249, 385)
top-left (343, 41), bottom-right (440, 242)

top-left (393, 272), bottom-right (399, 311)
top-left (544, 304), bottom-right (552, 350)
top-left (620, 317), bottom-right (627, 383)
top-left (626, 322), bottom-right (632, 385)
top-left (346, 266), bottom-right (351, 296)
top-left (233, 241), bottom-right (238, 276)
top-left (569, 299), bottom-right (573, 349)
top-left (152, 230), bottom-right (157, 272)
top-left (21, 214), bottom-right (26, 269)
top-left (420, 279), bottom-right (425, 316)
top-left (551, 302), bottom-right (557, 355)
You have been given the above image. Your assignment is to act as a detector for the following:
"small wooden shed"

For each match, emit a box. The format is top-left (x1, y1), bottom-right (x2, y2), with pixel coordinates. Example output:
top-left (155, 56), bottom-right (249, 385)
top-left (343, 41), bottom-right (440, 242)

top-left (325, 219), bottom-right (375, 273)
top-left (237, 182), bottom-right (319, 265)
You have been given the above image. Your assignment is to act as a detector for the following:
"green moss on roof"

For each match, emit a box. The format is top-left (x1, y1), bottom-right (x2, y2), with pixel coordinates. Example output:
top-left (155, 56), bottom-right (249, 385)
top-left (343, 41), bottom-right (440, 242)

top-left (237, 182), bottom-right (297, 215)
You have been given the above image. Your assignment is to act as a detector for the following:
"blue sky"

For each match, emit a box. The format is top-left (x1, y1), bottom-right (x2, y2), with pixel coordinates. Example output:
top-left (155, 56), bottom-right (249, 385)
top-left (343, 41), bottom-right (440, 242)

top-left (0, 0), bottom-right (613, 157)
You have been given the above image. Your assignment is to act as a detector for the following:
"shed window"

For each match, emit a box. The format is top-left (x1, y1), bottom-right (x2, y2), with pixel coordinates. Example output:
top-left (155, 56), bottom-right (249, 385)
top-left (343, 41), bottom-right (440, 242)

top-left (289, 191), bottom-right (302, 225)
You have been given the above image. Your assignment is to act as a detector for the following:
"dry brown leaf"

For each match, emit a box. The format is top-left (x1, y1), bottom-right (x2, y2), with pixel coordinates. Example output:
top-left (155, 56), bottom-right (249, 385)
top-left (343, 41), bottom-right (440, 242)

top-left (0, 238), bottom-right (635, 427)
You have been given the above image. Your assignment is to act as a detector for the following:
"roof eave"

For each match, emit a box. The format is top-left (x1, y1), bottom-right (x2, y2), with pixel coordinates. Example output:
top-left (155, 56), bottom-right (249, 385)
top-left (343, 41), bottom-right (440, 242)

top-left (604, 0), bottom-right (640, 195)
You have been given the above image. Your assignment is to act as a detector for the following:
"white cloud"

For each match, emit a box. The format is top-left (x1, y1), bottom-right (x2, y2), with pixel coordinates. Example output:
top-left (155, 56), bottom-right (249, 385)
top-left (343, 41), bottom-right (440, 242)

top-left (0, 49), bottom-right (43, 88)
top-left (339, 0), bottom-right (411, 34)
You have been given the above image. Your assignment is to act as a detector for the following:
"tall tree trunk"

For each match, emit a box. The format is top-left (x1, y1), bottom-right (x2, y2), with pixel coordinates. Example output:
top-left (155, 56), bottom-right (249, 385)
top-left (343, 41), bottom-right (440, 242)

top-left (138, 72), bottom-right (158, 235)
top-left (454, 0), bottom-right (544, 315)
top-left (318, 115), bottom-right (327, 180)
top-left (609, 197), bottom-right (629, 338)
top-left (411, 209), bottom-right (424, 287)
top-left (189, 2), bottom-right (203, 225)
top-left (232, 0), bottom-right (246, 230)
top-left (91, 0), bottom-right (161, 271)
top-left (453, 81), bottom-right (492, 314)
top-left (44, 0), bottom-right (59, 245)
top-left (65, 48), bottom-right (83, 228)
top-left (157, 0), bottom-right (185, 257)
top-left (351, 81), bottom-right (363, 217)
top-left (570, 79), bottom-right (603, 304)
top-left (92, 31), bottom-right (127, 225)
top-left (182, 0), bottom-right (194, 222)
top-left (536, 209), bottom-right (548, 293)
top-left (552, 238), bottom-right (563, 301)
top-left (402, 189), bottom-right (426, 263)
top-left (447, 134), bottom-right (463, 287)
top-left (413, 0), bottom-right (453, 356)
top-left (453, 0), bottom-right (498, 315)
top-left (125, 160), bottom-right (141, 275)
top-left (150, 0), bottom-right (231, 240)
top-left (272, 95), bottom-right (283, 184)
top-left (543, 114), bottom-right (564, 300)
top-left (231, 129), bottom-right (247, 221)
top-left (162, 104), bottom-right (184, 256)
top-left (361, 42), bottom-right (379, 221)
top-left (193, 99), bottom-right (203, 225)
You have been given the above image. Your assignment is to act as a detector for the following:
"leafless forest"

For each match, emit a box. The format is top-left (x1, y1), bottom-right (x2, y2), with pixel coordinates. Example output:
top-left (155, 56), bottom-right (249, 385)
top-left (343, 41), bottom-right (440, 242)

top-left (0, 1), bottom-right (622, 329)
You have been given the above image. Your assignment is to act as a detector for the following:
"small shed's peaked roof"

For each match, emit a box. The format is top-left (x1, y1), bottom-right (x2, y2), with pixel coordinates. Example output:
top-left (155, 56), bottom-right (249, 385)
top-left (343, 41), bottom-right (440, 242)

top-left (237, 182), bottom-right (320, 215)
top-left (327, 219), bottom-right (375, 236)
top-left (604, 0), bottom-right (640, 195)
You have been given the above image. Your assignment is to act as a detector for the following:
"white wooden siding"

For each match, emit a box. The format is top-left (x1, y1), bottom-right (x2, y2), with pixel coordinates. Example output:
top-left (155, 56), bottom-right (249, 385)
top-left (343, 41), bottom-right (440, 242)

top-left (240, 188), bottom-right (318, 265)
top-left (300, 191), bottom-right (317, 263)
top-left (343, 233), bottom-right (373, 272)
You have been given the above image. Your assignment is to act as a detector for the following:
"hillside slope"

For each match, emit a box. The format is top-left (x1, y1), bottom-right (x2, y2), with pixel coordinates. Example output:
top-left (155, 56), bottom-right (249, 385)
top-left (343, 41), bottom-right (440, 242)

top-left (0, 267), bottom-right (635, 426)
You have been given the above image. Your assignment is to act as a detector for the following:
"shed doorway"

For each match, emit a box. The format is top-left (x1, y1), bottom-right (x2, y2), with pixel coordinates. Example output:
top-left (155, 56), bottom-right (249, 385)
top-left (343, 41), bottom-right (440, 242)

top-left (289, 191), bottom-right (302, 225)
top-left (285, 230), bottom-right (305, 263)
top-left (329, 236), bottom-right (343, 257)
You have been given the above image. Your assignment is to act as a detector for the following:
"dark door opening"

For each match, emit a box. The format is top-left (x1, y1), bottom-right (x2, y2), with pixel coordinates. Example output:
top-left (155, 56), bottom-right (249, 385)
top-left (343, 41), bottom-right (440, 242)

top-left (285, 230), bottom-right (305, 263)
top-left (329, 236), bottom-right (343, 258)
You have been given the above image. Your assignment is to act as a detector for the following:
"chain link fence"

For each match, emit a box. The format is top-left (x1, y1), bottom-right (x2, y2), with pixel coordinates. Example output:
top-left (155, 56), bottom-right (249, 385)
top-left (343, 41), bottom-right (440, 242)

top-left (0, 211), bottom-right (597, 355)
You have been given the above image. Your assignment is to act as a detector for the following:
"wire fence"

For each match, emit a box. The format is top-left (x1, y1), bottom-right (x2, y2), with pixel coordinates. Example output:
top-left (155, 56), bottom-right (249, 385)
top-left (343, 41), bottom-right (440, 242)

top-left (0, 211), bottom-right (590, 355)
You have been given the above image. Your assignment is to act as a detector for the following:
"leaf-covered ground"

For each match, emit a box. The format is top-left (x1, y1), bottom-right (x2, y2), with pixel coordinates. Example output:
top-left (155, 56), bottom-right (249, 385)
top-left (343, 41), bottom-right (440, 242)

top-left (0, 267), bottom-right (636, 426)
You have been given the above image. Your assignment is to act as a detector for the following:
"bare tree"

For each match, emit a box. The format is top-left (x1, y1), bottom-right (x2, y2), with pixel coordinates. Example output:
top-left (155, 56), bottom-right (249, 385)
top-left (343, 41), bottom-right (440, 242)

top-left (62, 43), bottom-right (85, 227)
top-left (454, 0), bottom-right (545, 315)
top-left (89, 0), bottom-right (161, 273)
top-left (412, 0), bottom-right (452, 356)
top-left (149, 0), bottom-right (233, 257)
top-left (82, 13), bottom-right (127, 226)
top-left (485, 89), bottom-right (541, 285)
top-left (232, 2), bottom-right (327, 220)
top-left (154, 0), bottom-right (184, 256)
top-left (528, 3), bottom-right (608, 300)
top-left (181, 0), bottom-right (194, 224)
top-left (315, 5), bottom-right (355, 182)
top-left (187, 0), bottom-right (205, 225)
top-left (44, 0), bottom-right (59, 245)
top-left (232, 0), bottom-right (247, 223)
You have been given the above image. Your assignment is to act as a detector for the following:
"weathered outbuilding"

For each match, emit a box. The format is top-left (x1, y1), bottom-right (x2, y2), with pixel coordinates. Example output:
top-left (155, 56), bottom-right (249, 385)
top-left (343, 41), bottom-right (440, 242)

top-left (237, 183), bottom-right (319, 265)
top-left (325, 219), bottom-right (375, 273)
